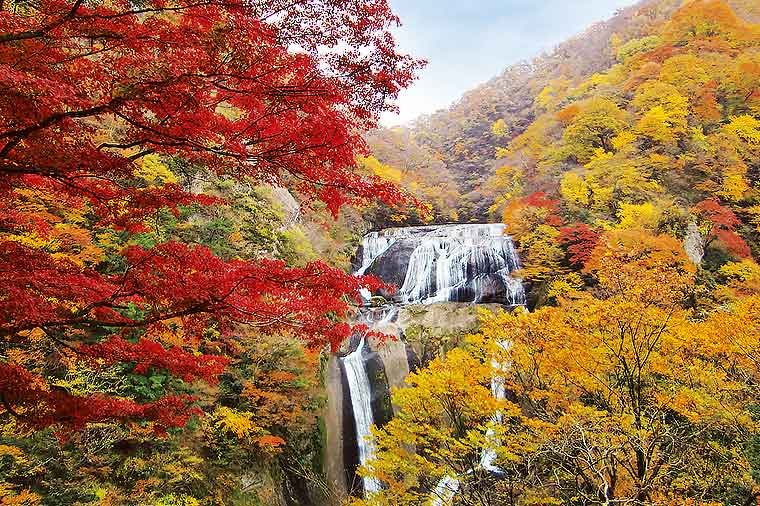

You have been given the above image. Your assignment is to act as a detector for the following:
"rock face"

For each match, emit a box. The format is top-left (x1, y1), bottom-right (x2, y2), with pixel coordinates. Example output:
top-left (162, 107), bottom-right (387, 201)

top-left (268, 185), bottom-right (301, 229)
top-left (355, 224), bottom-right (524, 305)
top-left (324, 356), bottom-right (350, 497)
top-left (684, 222), bottom-right (705, 265)
top-left (324, 303), bottom-right (509, 499)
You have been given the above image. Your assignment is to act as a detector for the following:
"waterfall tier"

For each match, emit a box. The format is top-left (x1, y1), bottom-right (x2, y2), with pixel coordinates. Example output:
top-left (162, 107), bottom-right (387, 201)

top-left (342, 338), bottom-right (382, 495)
top-left (355, 224), bottom-right (524, 306)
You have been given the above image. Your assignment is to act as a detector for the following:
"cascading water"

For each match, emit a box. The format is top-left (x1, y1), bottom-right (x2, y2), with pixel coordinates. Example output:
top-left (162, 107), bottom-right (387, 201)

top-left (355, 231), bottom-right (399, 276)
top-left (342, 337), bottom-right (382, 495)
top-left (341, 223), bottom-right (525, 498)
top-left (358, 224), bottom-right (524, 306)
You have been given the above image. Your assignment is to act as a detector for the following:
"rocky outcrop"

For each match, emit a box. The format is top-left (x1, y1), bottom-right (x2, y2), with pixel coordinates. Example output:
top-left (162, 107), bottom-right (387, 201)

top-left (396, 303), bottom-right (502, 364)
top-left (364, 239), bottom-right (419, 292)
top-left (324, 356), bottom-right (350, 497)
top-left (684, 222), bottom-right (705, 265)
top-left (269, 186), bottom-right (301, 229)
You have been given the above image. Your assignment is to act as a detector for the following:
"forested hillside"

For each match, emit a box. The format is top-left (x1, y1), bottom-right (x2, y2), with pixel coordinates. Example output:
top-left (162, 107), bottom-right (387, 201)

top-left (5, 0), bottom-right (760, 505)
top-left (366, 0), bottom-right (760, 222)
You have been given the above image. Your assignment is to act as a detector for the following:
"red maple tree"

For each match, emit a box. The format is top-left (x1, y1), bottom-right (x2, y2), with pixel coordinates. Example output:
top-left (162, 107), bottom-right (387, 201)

top-left (0, 0), bottom-right (422, 433)
top-left (559, 223), bottom-right (601, 268)
top-left (694, 199), bottom-right (751, 258)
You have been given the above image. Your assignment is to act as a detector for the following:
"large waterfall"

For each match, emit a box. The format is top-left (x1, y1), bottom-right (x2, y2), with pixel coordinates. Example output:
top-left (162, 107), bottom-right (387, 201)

top-left (339, 223), bottom-right (525, 498)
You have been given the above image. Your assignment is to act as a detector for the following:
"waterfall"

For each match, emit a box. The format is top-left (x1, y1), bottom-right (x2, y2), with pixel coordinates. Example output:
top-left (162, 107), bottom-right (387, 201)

top-left (479, 340), bottom-right (511, 472)
top-left (357, 223), bottom-right (524, 306)
top-left (355, 231), bottom-right (402, 276)
top-left (342, 223), bottom-right (526, 499)
top-left (431, 343), bottom-right (511, 506)
top-left (342, 337), bottom-right (382, 495)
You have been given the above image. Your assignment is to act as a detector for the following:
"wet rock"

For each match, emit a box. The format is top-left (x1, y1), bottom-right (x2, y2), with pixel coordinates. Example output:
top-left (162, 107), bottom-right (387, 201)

top-left (357, 224), bottom-right (524, 305)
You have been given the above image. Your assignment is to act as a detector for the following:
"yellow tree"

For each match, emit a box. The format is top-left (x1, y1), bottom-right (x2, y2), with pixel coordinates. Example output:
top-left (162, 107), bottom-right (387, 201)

top-left (351, 348), bottom-right (526, 506)
top-left (561, 98), bottom-right (629, 163)
top-left (474, 230), bottom-right (757, 505)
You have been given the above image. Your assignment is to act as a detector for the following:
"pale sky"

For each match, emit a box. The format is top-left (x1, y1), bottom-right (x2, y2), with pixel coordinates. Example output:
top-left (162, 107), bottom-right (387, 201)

top-left (381, 0), bottom-right (640, 126)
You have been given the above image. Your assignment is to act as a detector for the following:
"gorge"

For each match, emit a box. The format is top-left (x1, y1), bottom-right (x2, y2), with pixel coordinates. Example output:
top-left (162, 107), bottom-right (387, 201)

top-left (326, 223), bottom-right (525, 497)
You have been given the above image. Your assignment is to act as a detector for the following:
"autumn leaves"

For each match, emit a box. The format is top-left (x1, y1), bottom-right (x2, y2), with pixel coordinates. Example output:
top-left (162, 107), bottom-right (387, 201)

top-left (357, 228), bottom-right (760, 506)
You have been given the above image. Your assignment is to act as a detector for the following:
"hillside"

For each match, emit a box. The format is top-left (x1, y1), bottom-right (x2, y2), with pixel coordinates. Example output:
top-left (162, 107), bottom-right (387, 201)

top-left (367, 0), bottom-right (759, 222)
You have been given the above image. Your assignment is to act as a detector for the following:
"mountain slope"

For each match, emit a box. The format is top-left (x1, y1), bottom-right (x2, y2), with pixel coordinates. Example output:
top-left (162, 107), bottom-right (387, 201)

top-left (368, 0), bottom-right (759, 222)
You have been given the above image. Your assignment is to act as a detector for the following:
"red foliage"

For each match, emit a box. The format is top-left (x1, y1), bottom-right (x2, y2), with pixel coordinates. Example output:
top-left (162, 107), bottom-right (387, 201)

top-left (0, 364), bottom-right (199, 435)
top-left (694, 199), bottom-right (751, 258)
top-left (0, 0), bottom-right (423, 217)
top-left (523, 192), bottom-right (560, 211)
top-left (559, 223), bottom-right (602, 268)
top-left (715, 229), bottom-right (752, 258)
top-left (695, 199), bottom-right (741, 230)
top-left (80, 337), bottom-right (229, 383)
top-left (0, 0), bottom-right (417, 432)
top-left (1, 239), bottom-right (387, 350)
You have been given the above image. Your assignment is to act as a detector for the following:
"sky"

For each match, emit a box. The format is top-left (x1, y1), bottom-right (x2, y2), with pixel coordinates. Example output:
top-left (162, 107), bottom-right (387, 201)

top-left (380, 0), bottom-right (640, 126)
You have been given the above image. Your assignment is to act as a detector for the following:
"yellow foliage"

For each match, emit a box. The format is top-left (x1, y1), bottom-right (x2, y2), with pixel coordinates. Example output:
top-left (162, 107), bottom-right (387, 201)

top-left (636, 106), bottom-right (679, 144)
top-left (586, 229), bottom-right (695, 304)
top-left (746, 204), bottom-right (760, 232)
top-left (632, 80), bottom-right (689, 117)
top-left (470, 236), bottom-right (752, 503)
top-left (0, 446), bottom-right (26, 464)
top-left (487, 165), bottom-right (524, 213)
top-left (353, 346), bottom-right (524, 505)
top-left (559, 172), bottom-right (590, 207)
top-left (615, 35), bottom-right (662, 62)
top-left (517, 225), bottom-right (567, 282)
top-left (718, 166), bottom-right (749, 201)
top-left (584, 147), bottom-right (613, 167)
top-left (616, 202), bottom-right (661, 229)
top-left (133, 153), bottom-right (177, 184)
top-left (358, 155), bottom-right (403, 184)
top-left (547, 272), bottom-right (584, 299)
top-left (659, 53), bottom-right (709, 98)
top-left (633, 82), bottom-right (689, 144)
top-left (725, 114), bottom-right (760, 144)
top-left (611, 130), bottom-right (636, 150)
top-left (720, 261), bottom-right (760, 282)
top-left (212, 407), bottom-right (261, 440)
top-left (154, 494), bottom-right (200, 506)
top-left (562, 98), bottom-right (628, 163)
top-left (717, 259), bottom-right (760, 297)
top-left (535, 76), bottom-right (572, 111)
top-left (491, 118), bottom-right (508, 136)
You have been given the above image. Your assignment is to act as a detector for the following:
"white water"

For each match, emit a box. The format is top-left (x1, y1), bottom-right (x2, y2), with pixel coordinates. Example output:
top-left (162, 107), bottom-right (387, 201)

top-left (342, 337), bottom-right (382, 495)
top-left (431, 475), bottom-right (461, 506)
top-left (431, 342), bottom-right (511, 506)
top-left (346, 223), bottom-right (525, 498)
top-left (355, 230), bottom-right (403, 276)
top-left (357, 224), bottom-right (524, 305)
top-left (479, 339), bottom-right (511, 472)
